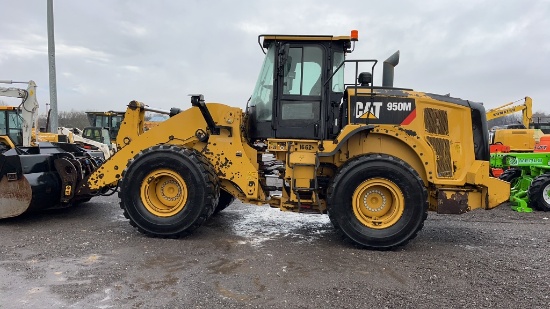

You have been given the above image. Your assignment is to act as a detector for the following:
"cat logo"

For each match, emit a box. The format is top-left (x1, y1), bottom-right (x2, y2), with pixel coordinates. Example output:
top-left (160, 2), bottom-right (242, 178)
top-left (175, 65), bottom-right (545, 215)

top-left (356, 101), bottom-right (383, 119)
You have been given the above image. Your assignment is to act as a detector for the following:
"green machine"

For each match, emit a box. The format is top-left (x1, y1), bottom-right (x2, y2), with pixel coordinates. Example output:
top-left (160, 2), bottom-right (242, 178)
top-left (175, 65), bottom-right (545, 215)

top-left (491, 152), bottom-right (550, 212)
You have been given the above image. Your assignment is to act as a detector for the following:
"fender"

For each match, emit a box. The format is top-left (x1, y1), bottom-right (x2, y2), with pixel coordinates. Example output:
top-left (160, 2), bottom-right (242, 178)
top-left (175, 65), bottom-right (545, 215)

top-left (321, 125), bottom-right (433, 185)
top-left (318, 124), bottom-right (376, 157)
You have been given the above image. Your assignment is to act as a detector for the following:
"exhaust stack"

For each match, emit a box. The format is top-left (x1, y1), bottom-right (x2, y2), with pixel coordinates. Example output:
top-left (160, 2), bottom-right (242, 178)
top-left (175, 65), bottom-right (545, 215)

top-left (382, 50), bottom-right (400, 87)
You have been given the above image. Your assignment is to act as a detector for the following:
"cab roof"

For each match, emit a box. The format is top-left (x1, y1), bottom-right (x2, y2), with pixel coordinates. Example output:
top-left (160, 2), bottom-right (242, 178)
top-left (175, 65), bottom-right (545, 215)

top-left (260, 34), bottom-right (352, 42)
top-left (260, 34), bottom-right (352, 47)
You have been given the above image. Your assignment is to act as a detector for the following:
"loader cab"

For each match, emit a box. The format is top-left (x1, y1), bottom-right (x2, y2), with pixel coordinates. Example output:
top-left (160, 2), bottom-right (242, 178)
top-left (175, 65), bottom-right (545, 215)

top-left (248, 34), bottom-right (351, 140)
top-left (86, 111), bottom-right (124, 142)
top-left (0, 107), bottom-right (23, 147)
top-left (82, 127), bottom-right (113, 150)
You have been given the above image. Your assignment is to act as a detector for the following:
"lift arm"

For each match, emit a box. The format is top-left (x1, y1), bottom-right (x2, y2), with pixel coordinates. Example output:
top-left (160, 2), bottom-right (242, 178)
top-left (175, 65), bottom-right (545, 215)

top-left (486, 96), bottom-right (532, 128)
top-left (0, 80), bottom-right (39, 147)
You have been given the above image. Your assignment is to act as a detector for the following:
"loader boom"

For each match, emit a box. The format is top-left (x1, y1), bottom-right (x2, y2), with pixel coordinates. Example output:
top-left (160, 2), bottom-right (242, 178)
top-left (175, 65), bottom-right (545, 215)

top-left (486, 96), bottom-right (532, 128)
top-left (0, 80), bottom-right (39, 147)
top-left (83, 101), bottom-right (263, 202)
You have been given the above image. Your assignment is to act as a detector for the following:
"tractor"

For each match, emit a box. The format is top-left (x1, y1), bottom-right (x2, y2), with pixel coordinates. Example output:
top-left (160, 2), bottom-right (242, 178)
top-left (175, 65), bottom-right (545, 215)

top-left (0, 80), bottom-right (104, 218)
top-left (491, 136), bottom-right (550, 212)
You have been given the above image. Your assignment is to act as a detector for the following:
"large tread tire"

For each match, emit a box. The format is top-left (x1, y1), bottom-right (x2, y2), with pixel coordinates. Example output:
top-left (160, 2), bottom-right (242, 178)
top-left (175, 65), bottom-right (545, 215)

top-left (327, 154), bottom-right (428, 250)
top-left (499, 168), bottom-right (522, 184)
top-left (119, 145), bottom-right (219, 237)
top-left (213, 189), bottom-right (235, 215)
top-left (527, 173), bottom-right (550, 211)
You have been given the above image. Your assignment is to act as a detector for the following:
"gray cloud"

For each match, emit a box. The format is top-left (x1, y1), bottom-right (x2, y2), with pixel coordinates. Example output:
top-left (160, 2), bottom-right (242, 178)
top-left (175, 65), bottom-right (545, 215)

top-left (1, 0), bottom-right (548, 114)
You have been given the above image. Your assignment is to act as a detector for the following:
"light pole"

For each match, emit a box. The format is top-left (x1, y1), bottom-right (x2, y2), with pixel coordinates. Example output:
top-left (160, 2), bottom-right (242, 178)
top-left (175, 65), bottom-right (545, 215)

top-left (47, 0), bottom-right (58, 133)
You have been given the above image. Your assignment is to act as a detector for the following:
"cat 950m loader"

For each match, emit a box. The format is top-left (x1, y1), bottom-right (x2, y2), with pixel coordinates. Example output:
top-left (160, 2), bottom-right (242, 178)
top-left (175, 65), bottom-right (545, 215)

top-left (7, 32), bottom-right (511, 249)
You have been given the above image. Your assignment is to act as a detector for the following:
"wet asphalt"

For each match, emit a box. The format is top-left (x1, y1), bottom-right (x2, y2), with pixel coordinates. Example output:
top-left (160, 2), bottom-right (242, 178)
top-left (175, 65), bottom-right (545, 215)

top-left (0, 196), bottom-right (549, 308)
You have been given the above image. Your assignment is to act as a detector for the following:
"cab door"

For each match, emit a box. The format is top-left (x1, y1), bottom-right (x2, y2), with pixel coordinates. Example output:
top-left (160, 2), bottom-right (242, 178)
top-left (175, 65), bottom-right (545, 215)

top-left (275, 44), bottom-right (325, 139)
top-left (6, 110), bottom-right (23, 146)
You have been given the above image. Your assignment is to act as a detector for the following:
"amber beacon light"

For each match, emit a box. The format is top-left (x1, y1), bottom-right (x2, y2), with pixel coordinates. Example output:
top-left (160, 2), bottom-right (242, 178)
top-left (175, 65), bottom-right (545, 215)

top-left (351, 29), bottom-right (359, 41)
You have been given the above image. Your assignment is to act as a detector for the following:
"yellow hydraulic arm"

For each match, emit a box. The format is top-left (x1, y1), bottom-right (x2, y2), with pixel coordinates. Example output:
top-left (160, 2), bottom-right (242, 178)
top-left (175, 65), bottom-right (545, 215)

top-left (486, 96), bottom-right (532, 128)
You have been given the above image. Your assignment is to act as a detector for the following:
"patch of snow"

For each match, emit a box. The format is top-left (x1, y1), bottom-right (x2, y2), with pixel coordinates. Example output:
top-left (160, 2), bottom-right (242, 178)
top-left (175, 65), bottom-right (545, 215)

top-left (228, 204), bottom-right (331, 247)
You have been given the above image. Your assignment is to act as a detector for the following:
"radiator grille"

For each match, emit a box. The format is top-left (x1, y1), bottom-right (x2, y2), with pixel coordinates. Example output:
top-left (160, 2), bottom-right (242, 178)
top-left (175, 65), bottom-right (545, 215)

top-left (424, 108), bottom-right (449, 135)
top-left (426, 136), bottom-right (453, 177)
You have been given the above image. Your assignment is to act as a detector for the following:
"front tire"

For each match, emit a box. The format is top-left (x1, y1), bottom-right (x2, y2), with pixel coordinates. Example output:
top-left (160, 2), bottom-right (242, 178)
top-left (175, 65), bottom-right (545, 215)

top-left (528, 173), bottom-right (550, 211)
top-left (119, 145), bottom-right (219, 237)
top-left (499, 168), bottom-right (522, 186)
top-left (328, 154), bottom-right (428, 249)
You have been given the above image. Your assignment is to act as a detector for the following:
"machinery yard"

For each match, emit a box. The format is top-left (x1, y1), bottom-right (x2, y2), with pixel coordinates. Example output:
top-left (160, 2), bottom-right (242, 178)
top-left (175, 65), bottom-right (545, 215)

top-left (0, 197), bottom-right (549, 308)
top-left (2, 2), bottom-right (549, 308)
top-left (1, 29), bottom-right (549, 308)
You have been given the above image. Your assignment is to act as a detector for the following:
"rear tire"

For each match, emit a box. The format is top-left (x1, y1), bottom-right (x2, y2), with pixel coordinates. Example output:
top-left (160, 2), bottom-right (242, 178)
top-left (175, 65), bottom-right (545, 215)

top-left (327, 154), bottom-right (428, 249)
top-left (119, 145), bottom-right (219, 237)
top-left (213, 189), bottom-right (235, 214)
top-left (527, 173), bottom-right (550, 211)
top-left (499, 168), bottom-right (522, 186)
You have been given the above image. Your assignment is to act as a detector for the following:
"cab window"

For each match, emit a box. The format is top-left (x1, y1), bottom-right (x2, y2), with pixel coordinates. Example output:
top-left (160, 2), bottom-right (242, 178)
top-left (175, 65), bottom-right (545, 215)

top-left (0, 111), bottom-right (6, 135)
top-left (250, 44), bottom-right (276, 121)
top-left (283, 46), bottom-right (323, 96)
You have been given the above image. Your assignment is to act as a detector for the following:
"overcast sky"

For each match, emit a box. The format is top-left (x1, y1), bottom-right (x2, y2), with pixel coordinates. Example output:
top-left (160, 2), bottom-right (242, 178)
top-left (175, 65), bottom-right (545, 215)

top-left (1, 0), bottom-right (549, 116)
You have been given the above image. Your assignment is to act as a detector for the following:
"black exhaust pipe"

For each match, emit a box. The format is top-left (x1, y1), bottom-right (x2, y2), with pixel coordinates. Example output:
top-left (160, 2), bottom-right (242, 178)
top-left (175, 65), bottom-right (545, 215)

top-left (382, 50), bottom-right (400, 87)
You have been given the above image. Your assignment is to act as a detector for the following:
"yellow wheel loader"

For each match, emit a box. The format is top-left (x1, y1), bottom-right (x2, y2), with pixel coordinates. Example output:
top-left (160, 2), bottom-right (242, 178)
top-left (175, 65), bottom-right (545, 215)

top-left (18, 32), bottom-right (512, 248)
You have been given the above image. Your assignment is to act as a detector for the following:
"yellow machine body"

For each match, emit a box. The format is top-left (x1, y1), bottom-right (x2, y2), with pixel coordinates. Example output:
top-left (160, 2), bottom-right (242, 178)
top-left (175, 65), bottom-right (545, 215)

top-left (86, 95), bottom-right (509, 214)
top-left (76, 32), bottom-right (509, 249)
top-left (491, 128), bottom-right (543, 152)
top-left (487, 97), bottom-right (546, 151)
top-left (33, 128), bottom-right (74, 144)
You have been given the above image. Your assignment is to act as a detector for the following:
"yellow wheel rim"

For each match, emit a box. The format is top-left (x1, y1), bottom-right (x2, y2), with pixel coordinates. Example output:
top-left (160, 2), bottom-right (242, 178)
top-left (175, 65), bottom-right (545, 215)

top-left (140, 169), bottom-right (188, 217)
top-left (352, 178), bottom-right (405, 229)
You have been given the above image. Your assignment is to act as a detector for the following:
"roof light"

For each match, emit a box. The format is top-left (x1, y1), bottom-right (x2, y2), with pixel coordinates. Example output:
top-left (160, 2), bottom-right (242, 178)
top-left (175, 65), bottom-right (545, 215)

top-left (351, 30), bottom-right (359, 41)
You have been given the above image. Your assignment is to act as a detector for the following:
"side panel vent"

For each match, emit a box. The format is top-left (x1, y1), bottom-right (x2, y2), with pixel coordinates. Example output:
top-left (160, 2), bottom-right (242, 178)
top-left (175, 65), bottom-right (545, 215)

top-left (424, 108), bottom-right (449, 136)
top-left (426, 136), bottom-right (453, 177)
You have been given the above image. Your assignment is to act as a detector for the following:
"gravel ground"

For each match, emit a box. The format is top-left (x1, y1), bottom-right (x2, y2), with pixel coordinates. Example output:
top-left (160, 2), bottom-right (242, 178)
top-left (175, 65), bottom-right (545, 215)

top-left (0, 196), bottom-right (549, 308)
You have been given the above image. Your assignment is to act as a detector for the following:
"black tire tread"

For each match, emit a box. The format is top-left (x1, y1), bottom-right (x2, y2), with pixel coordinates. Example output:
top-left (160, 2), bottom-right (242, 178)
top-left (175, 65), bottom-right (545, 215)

top-left (499, 168), bottom-right (522, 183)
top-left (327, 154), bottom-right (428, 250)
top-left (118, 144), bottom-right (219, 237)
top-left (527, 173), bottom-right (550, 211)
top-left (213, 189), bottom-right (235, 215)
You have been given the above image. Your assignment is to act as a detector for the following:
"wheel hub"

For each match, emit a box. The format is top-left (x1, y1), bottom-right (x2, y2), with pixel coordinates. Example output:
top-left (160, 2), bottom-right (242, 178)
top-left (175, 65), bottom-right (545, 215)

top-left (141, 169), bottom-right (188, 217)
top-left (543, 183), bottom-right (550, 204)
top-left (159, 179), bottom-right (182, 202)
top-left (352, 178), bottom-right (405, 229)
top-left (363, 189), bottom-right (387, 212)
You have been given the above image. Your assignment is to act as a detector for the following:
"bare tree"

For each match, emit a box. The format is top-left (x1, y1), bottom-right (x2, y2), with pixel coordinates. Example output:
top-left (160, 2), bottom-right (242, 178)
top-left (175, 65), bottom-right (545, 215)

top-left (488, 114), bottom-right (522, 127)
top-left (36, 110), bottom-right (90, 130)
top-left (533, 111), bottom-right (550, 123)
